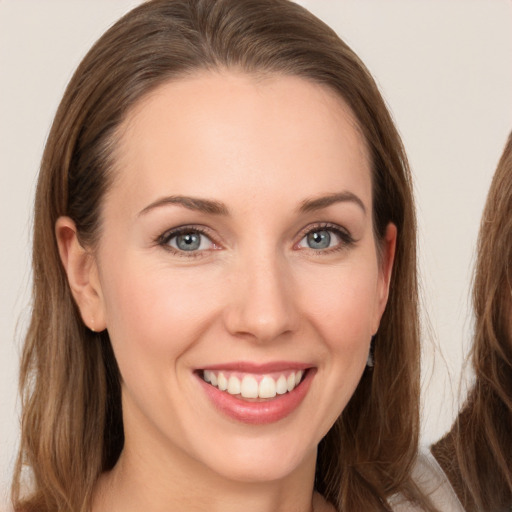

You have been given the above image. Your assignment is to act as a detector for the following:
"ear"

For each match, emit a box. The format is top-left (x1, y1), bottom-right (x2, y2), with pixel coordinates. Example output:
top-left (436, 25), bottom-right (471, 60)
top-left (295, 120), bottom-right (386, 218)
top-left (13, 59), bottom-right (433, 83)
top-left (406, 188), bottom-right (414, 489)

top-left (372, 223), bottom-right (397, 334)
top-left (55, 217), bottom-right (107, 332)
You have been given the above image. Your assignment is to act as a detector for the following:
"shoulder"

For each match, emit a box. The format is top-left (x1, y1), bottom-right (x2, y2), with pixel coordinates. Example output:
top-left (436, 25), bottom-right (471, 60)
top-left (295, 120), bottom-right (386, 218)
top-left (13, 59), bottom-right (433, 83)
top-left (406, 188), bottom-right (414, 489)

top-left (410, 449), bottom-right (465, 512)
top-left (386, 449), bottom-right (466, 512)
top-left (388, 493), bottom-right (425, 512)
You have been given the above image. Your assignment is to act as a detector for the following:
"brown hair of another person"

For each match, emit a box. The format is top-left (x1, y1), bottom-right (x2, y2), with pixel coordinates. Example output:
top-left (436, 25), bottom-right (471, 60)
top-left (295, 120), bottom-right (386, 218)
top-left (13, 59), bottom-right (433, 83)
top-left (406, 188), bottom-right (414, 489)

top-left (432, 132), bottom-right (512, 511)
top-left (11, 1), bottom-right (435, 511)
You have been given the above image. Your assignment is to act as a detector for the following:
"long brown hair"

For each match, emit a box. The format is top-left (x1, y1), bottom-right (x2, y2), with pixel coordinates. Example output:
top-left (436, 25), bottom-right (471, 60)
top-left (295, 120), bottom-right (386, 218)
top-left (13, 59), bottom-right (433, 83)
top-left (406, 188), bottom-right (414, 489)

top-left (12, 1), bottom-right (430, 511)
top-left (432, 132), bottom-right (512, 511)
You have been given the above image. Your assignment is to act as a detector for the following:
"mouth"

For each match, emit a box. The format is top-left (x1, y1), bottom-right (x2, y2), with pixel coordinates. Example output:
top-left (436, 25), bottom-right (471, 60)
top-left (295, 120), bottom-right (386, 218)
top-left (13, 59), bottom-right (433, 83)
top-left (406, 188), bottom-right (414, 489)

top-left (196, 363), bottom-right (314, 424)
top-left (200, 368), bottom-right (307, 400)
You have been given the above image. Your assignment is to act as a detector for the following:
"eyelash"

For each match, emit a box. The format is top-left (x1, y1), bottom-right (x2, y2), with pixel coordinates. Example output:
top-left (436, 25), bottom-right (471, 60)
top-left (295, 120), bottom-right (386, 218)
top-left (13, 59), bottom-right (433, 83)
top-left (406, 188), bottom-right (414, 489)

top-left (296, 223), bottom-right (355, 254)
top-left (156, 222), bottom-right (355, 257)
top-left (156, 225), bottom-right (218, 258)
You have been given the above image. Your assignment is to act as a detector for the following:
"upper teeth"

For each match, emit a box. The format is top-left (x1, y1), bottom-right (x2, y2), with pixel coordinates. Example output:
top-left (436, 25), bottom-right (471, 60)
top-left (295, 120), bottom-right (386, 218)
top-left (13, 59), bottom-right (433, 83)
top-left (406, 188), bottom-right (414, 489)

top-left (202, 370), bottom-right (304, 399)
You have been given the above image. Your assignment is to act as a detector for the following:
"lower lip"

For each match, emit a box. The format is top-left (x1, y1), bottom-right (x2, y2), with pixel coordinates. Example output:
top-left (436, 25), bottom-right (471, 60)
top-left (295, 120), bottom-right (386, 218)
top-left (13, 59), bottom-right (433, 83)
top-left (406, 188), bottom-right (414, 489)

top-left (198, 370), bottom-right (315, 425)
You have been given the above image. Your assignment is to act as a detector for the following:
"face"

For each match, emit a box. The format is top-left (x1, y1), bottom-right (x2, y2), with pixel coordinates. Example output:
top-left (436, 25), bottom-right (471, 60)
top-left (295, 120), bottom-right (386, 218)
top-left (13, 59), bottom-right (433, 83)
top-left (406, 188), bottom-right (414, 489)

top-left (67, 72), bottom-right (395, 485)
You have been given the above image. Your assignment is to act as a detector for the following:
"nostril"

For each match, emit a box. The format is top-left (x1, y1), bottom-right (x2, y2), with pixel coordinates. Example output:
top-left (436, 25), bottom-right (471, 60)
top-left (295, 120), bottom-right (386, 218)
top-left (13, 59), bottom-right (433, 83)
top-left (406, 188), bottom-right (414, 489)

top-left (224, 307), bottom-right (297, 343)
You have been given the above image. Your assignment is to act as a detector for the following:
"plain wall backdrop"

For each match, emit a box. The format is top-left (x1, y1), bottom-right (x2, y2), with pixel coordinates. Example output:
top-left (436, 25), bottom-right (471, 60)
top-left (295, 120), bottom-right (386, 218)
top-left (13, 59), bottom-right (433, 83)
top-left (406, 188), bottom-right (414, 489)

top-left (1, 0), bottom-right (511, 501)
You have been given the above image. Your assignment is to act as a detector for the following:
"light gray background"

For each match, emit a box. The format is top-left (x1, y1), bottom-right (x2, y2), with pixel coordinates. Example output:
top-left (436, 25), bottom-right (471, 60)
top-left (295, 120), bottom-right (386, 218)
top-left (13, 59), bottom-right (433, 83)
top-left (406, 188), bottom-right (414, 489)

top-left (1, 0), bottom-right (511, 501)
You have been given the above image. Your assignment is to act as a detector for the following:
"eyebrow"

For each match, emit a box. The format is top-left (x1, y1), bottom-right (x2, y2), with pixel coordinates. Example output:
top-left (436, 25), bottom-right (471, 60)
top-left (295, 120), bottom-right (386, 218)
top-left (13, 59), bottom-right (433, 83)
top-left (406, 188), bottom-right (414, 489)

top-left (138, 191), bottom-right (366, 217)
top-left (138, 195), bottom-right (229, 216)
top-left (298, 192), bottom-right (366, 215)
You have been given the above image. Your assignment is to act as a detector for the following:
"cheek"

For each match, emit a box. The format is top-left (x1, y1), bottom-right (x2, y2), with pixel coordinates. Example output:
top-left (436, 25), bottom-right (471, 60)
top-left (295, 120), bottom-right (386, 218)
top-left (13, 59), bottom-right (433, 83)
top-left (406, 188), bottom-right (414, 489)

top-left (99, 254), bottom-right (223, 368)
top-left (293, 262), bottom-right (379, 433)
top-left (297, 262), bottom-right (380, 349)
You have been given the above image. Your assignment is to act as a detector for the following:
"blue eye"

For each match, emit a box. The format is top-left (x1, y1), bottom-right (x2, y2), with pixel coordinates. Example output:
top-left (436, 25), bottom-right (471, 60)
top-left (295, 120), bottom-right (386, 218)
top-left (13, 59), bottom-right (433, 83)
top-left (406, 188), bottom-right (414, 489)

top-left (163, 229), bottom-right (215, 252)
top-left (297, 225), bottom-right (352, 251)
top-left (305, 230), bottom-right (332, 249)
top-left (174, 232), bottom-right (202, 251)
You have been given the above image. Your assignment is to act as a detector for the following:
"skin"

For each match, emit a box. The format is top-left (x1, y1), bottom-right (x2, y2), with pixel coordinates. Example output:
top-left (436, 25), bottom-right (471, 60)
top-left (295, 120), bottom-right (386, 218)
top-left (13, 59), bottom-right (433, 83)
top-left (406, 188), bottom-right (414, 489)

top-left (57, 71), bottom-right (396, 512)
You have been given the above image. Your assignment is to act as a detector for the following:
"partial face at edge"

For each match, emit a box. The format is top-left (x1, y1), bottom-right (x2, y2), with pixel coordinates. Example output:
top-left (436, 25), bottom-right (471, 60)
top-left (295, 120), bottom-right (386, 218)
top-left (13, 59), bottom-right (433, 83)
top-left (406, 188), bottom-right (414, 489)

top-left (71, 72), bottom-right (396, 484)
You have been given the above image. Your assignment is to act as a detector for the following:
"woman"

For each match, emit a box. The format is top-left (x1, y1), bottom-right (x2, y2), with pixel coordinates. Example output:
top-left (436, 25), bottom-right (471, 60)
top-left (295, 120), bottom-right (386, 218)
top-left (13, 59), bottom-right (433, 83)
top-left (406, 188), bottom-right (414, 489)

top-left (431, 132), bottom-right (512, 512)
top-left (11, 1), bottom-right (435, 510)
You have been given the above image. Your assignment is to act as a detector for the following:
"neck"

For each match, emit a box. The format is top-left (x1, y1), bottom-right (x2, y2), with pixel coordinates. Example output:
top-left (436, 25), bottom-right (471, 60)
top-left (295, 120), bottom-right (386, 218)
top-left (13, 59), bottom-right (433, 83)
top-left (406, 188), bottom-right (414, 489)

top-left (92, 439), bottom-right (319, 512)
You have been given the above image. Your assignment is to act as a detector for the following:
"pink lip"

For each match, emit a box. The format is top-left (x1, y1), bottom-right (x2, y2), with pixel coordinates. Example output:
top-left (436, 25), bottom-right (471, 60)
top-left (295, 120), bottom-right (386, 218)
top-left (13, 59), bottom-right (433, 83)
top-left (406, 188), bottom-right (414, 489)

top-left (201, 361), bottom-right (311, 373)
top-left (197, 366), bottom-right (315, 425)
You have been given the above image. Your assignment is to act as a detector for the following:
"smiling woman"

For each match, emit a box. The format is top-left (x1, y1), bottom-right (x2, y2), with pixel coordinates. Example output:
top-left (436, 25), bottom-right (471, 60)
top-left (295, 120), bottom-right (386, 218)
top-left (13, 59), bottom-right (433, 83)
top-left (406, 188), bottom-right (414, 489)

top-left (11, 1), bottom-right (436, 512)
top-left (62, 74), bottom-right (390, 490)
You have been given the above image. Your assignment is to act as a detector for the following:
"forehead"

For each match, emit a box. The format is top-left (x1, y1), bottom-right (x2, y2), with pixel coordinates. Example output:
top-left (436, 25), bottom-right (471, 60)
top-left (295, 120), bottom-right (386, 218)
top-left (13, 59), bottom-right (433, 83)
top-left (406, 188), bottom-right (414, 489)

top-left (110, 71), bottom-right (371, 214)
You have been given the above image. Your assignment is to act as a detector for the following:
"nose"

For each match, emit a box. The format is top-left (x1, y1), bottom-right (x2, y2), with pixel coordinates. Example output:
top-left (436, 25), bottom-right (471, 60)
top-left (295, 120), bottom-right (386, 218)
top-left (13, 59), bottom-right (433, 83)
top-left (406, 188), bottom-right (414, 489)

top-left (223, 252), bottom-right (299, 343)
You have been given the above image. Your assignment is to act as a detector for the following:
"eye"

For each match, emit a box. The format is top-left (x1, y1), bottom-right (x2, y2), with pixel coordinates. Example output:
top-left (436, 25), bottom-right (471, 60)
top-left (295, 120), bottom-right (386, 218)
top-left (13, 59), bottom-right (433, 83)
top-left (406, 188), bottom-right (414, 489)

top-left (159, 227), bottom-right (217, 253)
top-left (303, 230), bottom-right (333, 250)
top-left (297, 225), bottom-right (353, 251)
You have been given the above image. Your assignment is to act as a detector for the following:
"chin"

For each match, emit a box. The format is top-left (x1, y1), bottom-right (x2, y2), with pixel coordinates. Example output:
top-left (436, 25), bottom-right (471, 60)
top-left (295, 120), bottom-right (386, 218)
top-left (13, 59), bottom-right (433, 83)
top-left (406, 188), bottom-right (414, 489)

top-left (207, 451), bottom-right (311, 484)
top-left (186, 429), bottom-right (318, 484)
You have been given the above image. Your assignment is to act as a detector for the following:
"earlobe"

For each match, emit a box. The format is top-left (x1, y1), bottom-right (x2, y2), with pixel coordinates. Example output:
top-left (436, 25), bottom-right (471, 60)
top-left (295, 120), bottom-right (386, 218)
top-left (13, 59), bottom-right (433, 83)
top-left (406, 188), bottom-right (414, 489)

top-left (372, 223), bottom-right (397, 334)
top-left (55, 217), bottom-right (107, 332)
